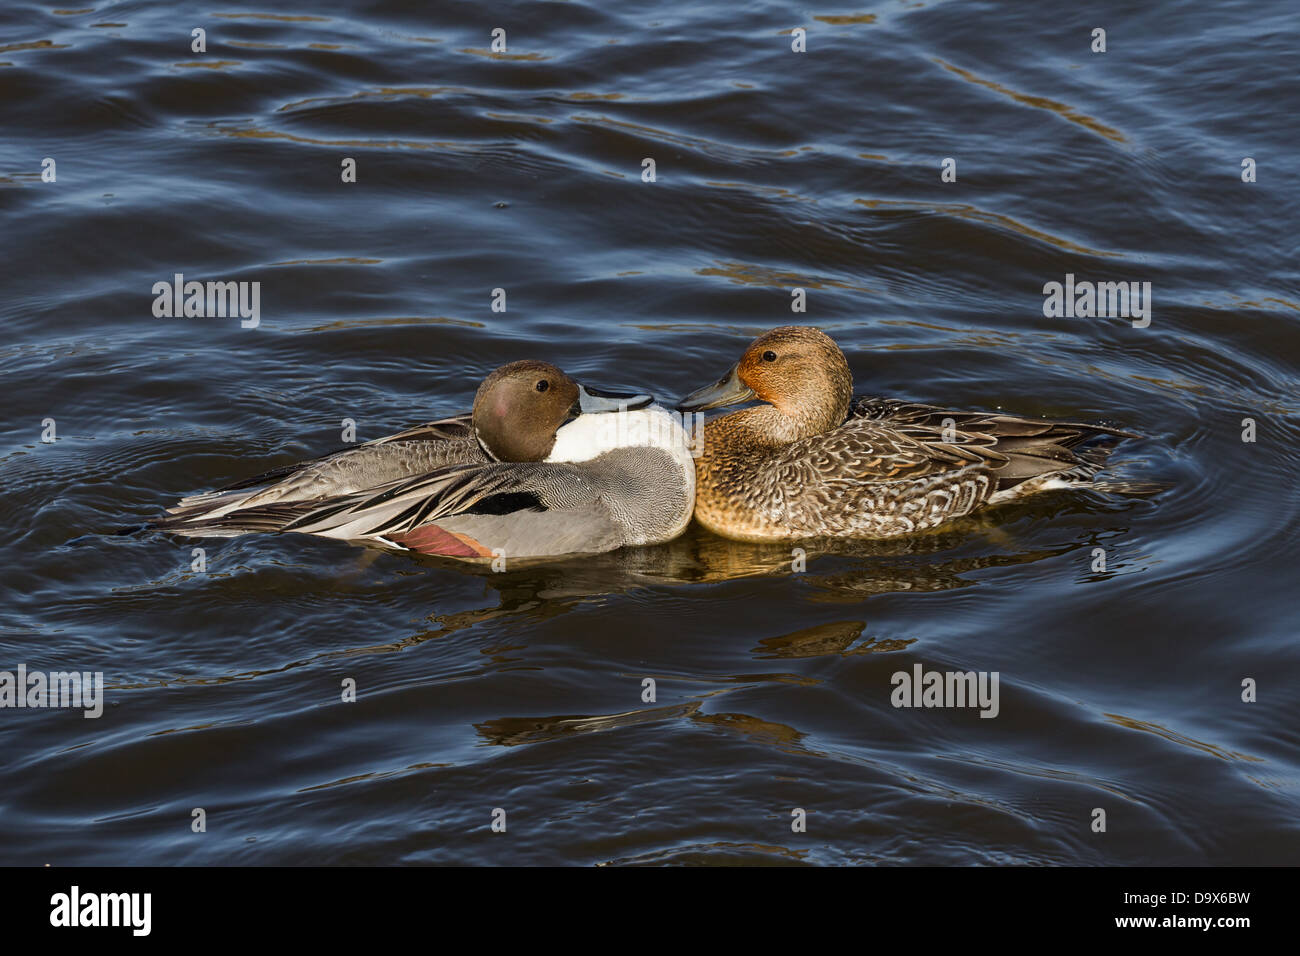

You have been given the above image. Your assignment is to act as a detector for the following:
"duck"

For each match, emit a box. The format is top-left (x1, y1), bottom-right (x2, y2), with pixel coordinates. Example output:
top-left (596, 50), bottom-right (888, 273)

top-left (154, 360), bottom-right (695, 559)
top-left (675, 326), bottom-right (1139, 542)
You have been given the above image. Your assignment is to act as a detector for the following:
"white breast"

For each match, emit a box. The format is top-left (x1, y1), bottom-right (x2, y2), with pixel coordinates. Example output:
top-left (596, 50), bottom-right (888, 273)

top-left (546, 404), bottom-right (695, 474)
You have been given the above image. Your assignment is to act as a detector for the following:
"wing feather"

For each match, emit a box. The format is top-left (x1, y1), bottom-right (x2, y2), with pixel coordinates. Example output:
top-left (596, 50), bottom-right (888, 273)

top-left (280, 461), bottom-right (590, 538)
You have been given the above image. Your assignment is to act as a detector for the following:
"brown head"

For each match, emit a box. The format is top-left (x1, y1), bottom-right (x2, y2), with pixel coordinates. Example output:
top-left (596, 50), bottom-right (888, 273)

top-left (472, 360), bottom-right (652, 461)
top-left (675, 326), bottom-right (853, 436)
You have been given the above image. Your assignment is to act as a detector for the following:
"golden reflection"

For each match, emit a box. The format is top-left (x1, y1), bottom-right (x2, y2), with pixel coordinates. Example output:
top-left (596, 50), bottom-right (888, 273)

top-left (573, 113), bottom-right (798, 159)
top-left (475, 704), bottom-right (813, 753)
top-left (458, 48), bottom-right (549, 61)
top-left (172, 60), bottom-right (243, 69)
top-left (298, 761), bottom-right (451, 793)
top-left (814, 14), bottom-right (877, 24)
top-left (1207, 294), bottom-right (1300, 313)
top-left (698, 260), bottom-right (878, 294)
top-left (1129, 373), bottom-right (1208, 395)
top-left (0, 40), bottom-right (70, 53)
top-left (753, 621), bottom-right (917, 659)
top-left (933, 57), bottom-right (1126, 143)
top-left (278, 88), bottom-right (467, 112)
top-left (297, 316), bottom-right (485, 333)
top-left (876, 318), bottom-right (1042, 342)
top-left (484, 112), bottom-right (554, 124)
top-left (476, 701), bottom-right (702, 746)
top-left (855, 197), bottom-right (1120, 257)
top-left (695, 711), bottom-right (805, 747)
top-left (212, 12), bottom-right (330, 21)
top-left (211, 124), bottom-right (475, 152)
top-left (1104, 714), bottom-right (1264, 762)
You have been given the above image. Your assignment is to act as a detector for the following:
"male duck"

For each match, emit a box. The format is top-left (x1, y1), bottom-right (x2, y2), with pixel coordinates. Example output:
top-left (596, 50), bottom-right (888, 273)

top-left (676, 326), bottom-right (1138, 542)
top-left (156, 361), bottom-right (695, 559)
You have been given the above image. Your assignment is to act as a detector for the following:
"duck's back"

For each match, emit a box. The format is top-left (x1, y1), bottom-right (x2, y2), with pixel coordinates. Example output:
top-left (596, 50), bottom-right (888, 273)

top-left (695, 396), bottom-right (1134, 541)
top-left (159, 414), bottom-right (488, 528)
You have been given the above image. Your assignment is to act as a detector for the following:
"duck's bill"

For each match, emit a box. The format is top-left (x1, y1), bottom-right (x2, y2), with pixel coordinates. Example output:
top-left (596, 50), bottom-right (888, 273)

top-left (577, 383), bottom-right (653, 413)
top-left (675, 365), bottom-right (756, 411)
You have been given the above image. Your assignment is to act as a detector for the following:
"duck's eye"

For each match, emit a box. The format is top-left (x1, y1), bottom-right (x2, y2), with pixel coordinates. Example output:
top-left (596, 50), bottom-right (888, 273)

top-left (762, 350), bottom-right (778, 363)
top-left (536, 379), bottom-right (550, 392)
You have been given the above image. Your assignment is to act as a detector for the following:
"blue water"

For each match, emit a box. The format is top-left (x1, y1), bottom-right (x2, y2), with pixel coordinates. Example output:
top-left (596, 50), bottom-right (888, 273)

top-left (1, 0), bottom-right (1297, 864)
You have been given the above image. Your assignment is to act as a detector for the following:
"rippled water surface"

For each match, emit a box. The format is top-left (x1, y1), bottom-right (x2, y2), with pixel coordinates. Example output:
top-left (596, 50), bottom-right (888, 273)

top-left (2, 0), bottom-right (1298, 865)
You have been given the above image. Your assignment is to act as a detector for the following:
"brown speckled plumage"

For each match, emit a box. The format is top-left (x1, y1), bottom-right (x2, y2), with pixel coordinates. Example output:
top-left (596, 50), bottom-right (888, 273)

top-left (682, 327), bottom-right (1138, 542)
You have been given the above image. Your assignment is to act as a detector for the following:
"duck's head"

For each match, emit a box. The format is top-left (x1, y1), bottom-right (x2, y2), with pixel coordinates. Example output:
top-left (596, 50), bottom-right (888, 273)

top-left (675, 326), bottom-right (852, 434)
top-left (472, 360), bottom-right (652, 461)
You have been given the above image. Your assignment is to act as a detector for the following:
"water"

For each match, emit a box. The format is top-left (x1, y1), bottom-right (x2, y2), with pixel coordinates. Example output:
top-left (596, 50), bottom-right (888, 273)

top-left (2, 0), bottom-right (1298, 865)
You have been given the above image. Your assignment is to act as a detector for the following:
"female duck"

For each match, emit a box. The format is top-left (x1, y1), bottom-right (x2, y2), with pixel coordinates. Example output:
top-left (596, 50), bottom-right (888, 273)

top-left (156, 361), bottom-right (695, 559)
top-left (676, 326), bottom-right (1137, 541)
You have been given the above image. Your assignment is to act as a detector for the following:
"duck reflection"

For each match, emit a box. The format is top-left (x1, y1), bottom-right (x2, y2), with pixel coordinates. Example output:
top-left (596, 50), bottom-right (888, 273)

top-left (475, 701), bottom-right (813, 754)
top-left (333, 499), bottom-right (1124, 662)
top-left (387, 506), bottom-right (1106, 601)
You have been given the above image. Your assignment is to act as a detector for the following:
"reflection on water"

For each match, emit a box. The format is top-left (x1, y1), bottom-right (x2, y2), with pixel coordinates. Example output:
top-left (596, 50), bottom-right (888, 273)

top-left (477, 702), bottom-right (702, 748)
top-left (931, 58), bottom-right (1128, 143)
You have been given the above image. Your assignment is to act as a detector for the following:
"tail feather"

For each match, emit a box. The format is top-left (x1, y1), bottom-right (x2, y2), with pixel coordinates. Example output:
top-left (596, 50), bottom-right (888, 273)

top-left (850, 395), bottom-right (1142, 495)
top-left (150, 501), bottom-right (324, 536)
